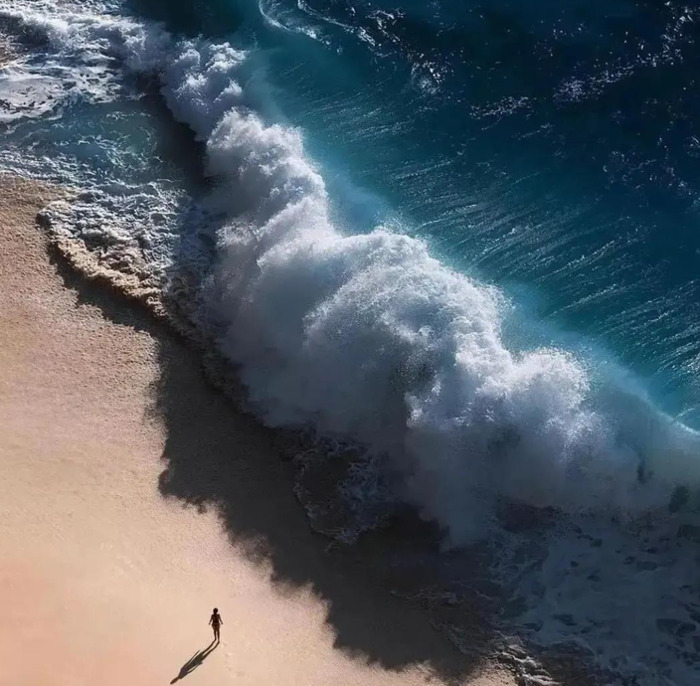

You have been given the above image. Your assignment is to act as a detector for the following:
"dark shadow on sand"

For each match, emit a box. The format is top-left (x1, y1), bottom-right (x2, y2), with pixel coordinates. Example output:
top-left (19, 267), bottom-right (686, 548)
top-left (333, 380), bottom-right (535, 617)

top-left (171, 640), bottom-right (219, 683)
top-left (46, 247), bottom-right (497, 685)
top-left (152, 342), bottom-right (493, 684)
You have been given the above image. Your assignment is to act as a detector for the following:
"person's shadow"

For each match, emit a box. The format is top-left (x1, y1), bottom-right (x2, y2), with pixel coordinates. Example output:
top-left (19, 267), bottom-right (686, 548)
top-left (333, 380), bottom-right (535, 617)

top-left (170, 640), bottom-right (219, 683)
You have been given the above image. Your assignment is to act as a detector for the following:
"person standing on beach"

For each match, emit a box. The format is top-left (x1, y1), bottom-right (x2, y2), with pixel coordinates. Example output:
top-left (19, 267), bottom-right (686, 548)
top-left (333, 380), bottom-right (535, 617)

top-left (209, 608), bottom-right (223, 643)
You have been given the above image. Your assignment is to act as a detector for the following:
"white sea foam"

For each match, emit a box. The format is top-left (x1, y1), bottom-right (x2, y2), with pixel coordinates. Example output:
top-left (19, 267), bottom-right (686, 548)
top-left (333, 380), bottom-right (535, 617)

top-left (0, 0), bottom-right (169, 121)
top-left (0, 0), bottom-right (192, 298)
top-left (152, 24), bottom-right (700, 545)
top-left (4, 2), bottom-right (700, 682)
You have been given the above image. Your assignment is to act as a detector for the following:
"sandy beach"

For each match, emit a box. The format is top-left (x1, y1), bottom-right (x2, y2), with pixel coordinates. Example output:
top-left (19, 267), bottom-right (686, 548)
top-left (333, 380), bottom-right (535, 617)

top-left (0, 174), bottom-right (515, 686)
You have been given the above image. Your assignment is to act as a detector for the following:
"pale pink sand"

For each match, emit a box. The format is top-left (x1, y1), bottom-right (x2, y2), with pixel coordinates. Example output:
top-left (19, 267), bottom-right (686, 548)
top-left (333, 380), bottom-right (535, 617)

top-left (0, 175), bottom-right (515, 686)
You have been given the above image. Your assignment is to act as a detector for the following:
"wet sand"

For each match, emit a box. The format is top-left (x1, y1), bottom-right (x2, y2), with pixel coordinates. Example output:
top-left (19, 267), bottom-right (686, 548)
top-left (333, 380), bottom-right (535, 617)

top-left (0, 174), bottom-right (515, 686)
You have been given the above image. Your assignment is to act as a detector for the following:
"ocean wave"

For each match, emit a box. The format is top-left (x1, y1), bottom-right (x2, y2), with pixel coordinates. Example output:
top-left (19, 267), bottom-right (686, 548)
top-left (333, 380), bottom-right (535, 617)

top-left (158, 14), bottom-right (700, 546)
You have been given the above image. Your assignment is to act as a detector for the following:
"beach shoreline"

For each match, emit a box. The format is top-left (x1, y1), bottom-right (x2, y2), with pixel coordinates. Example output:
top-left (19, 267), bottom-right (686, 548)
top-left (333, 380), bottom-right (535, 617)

top-left (0, 174), bottom-right (517, 686)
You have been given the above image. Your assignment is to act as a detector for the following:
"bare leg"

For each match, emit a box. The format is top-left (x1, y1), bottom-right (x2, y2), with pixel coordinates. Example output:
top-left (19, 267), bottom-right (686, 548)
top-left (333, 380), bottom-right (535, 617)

top-left (214, 627), bottom-right (220, 642)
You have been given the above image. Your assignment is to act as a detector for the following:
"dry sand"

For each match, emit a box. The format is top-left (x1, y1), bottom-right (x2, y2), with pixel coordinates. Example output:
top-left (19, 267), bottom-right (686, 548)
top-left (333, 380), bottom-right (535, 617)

top-left (0, 174), bottom-right (516, 686)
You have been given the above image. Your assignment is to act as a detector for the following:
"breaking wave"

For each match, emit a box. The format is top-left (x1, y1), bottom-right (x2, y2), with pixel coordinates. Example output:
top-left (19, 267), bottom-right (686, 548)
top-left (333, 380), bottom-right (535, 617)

top-left (3, 0), bottom-right (700, 541)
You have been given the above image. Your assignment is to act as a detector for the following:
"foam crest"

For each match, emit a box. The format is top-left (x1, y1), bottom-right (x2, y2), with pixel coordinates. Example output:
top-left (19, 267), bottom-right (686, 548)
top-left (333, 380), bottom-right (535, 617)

top-left (160, 33), bottom-right (700, 542)
top-left (6, 0), bottom-right (700, 547)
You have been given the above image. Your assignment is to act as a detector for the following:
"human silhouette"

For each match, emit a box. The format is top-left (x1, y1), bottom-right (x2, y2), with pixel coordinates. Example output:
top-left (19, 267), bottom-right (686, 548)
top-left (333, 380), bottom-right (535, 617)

top-left (209, 607), bottom-right (223, 642)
